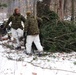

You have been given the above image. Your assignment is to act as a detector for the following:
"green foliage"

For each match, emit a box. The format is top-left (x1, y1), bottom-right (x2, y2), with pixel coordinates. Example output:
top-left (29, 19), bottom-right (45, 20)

top-left (37, 1), bottom-right (76, 52)
top-left (37, 1), bottom-right (59, 20)
top-left (0, 3), bottom-right (7, 8)
top-left (41, 19), bottom-right (76, 52)
top-left (2, 4), bottom-right (7, 7)
top-left (74, 61), bottom-right (76, 65)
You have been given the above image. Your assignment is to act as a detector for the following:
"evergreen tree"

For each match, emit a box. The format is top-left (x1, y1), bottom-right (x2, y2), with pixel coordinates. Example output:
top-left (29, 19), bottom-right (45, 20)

top-left (37, 1), bottom-right (76, 52)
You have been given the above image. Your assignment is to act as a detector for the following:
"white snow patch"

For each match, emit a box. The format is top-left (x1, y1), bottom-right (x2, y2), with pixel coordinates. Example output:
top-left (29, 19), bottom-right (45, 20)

top-left (0, 43), bottom-right (76, 75)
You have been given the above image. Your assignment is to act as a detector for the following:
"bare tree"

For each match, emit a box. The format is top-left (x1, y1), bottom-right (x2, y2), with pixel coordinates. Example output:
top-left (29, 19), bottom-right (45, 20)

top-left (64, 0), bottom-right (68, 16)
top-left (71, 0), bottom-right (74, 22)
top-left (57, 0), bottom-right (64, 20)
top-left (33, 0), bottom-right (38, 18)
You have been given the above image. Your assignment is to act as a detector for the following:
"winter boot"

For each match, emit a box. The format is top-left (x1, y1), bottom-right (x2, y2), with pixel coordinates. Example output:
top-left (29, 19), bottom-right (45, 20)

top-left (24, 50), bottom-right (32, 56)
top-left (38, 51), bottom-right (44, 57)
top-left (15, 46), bottom-right (21, 50)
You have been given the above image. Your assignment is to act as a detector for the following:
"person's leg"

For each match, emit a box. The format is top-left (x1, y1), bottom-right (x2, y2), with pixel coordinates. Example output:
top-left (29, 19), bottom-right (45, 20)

top-left (11, 28), bottom-right (20, 47)
top-left (17, 28), bottom-right (23, 37)
top-left (26, 35), bottom-right (34, 54)
top-left (34, 35), bottom-right (43, 52)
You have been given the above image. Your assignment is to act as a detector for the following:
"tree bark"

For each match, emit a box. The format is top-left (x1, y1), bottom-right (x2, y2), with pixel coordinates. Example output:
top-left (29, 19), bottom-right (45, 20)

top-left (58, 0), bottom-right (64, 20)
top-left (71, 0), bottom-right (74, 22)
top-left (33, 0), bottom-right (38, 18)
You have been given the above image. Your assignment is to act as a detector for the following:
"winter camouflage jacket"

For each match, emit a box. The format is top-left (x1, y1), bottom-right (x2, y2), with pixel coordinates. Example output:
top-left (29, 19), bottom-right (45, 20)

top-left (24, 15), bottom-right (42, 35)
top-left (5, 13), bottom-right (26, 29)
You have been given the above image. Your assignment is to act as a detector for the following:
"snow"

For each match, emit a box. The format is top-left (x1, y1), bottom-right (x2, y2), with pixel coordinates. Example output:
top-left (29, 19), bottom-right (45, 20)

top-left (64, 15), bottom-right (71, 21)
top-left (0, 13), bottom-right (7, 21)
top-left (0, 42), bottom-right (76, 75)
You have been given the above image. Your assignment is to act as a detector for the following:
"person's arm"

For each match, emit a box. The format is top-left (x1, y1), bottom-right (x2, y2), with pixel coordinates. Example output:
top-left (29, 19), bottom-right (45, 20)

top-left (4, 16), bottom-right (12, 28)
top-left (37, 17), bottom-right (43, 28)
top-left (37, 17), bottom-right (43, 22)
top-left (41, 16), bottom-right (49, 21)
top-left (21, 15), bottom-right (26, 28)
top-left (24, 19), bottom-right (28, 33)
top-left (21, 15), bottom-right (26, 24)
top-left (23, 20), bottom-right (28, 44)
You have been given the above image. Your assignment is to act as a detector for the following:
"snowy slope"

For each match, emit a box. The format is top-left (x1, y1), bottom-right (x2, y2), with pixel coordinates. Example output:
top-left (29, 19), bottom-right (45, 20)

top-left (0, 41), bottom-right (76, 75)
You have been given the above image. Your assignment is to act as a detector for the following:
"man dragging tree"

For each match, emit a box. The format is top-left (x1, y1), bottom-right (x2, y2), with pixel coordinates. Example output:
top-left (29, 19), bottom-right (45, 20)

top-left (3, 8), bottom-right (26, 49)
top-left (24, 11), bottom-right (43, 56)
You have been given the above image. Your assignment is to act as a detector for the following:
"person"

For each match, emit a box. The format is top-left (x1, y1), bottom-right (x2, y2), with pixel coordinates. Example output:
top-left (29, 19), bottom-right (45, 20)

top-left (4, 8), bottom-right (26, 49)
top-left (0, 21), bottom-right (7, 35)
top-left (24, 11), bottom-right (43, 55)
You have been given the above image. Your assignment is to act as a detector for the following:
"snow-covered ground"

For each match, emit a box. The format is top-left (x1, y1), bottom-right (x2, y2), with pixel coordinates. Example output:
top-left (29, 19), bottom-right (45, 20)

top-left (0, 40), bottom-right (76, 75)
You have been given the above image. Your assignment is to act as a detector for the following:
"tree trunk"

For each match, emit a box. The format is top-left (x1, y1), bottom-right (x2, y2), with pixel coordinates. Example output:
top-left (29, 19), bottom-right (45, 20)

top-left (33, 0), bottom-right (37, 18)
top-left (43, 0), bottom-right (51, 7)
top-left (71, 0), bottom-right (74, 22)
top-left (64, 0), bottom-right (67, 17)
top-left (58, 0), bottom-right (64, 20)
top-left (54, 0), bottom-right (59, 13)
